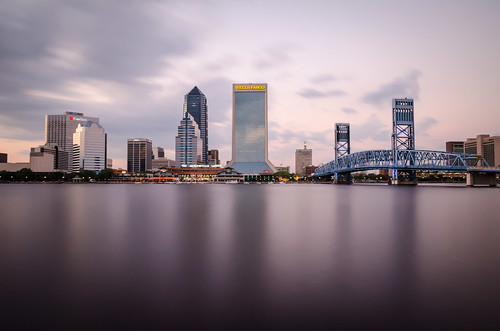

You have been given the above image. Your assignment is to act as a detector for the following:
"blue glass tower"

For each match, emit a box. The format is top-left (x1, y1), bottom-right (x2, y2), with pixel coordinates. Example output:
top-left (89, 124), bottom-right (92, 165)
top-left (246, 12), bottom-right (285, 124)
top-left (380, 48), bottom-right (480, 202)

top-left (184, 86), bottom-right (208, 164)
top-left (227, 83), bottom-right (276, 174)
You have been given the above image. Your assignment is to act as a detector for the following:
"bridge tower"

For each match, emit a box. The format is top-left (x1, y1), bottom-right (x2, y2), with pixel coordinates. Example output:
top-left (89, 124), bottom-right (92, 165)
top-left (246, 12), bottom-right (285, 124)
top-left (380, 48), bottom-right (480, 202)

top-left (392, 98), bottom-right (417, 184)
top-left (334, 123), bottom-right (351, 184)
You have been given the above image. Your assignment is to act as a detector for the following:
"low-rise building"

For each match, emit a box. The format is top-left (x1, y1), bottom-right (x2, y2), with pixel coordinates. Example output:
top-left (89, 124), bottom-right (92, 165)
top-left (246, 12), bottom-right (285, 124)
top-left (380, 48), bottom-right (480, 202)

top-left (276, 166), bottom-right (290, 173)
top-left (447, 134), bottom-right (500, 167)
top-left (0, 162), bottom-right (30, 172)
top-left (304, 165), bottom-right (318, 177)
top-left (30, 143), bottom-right (67, 172)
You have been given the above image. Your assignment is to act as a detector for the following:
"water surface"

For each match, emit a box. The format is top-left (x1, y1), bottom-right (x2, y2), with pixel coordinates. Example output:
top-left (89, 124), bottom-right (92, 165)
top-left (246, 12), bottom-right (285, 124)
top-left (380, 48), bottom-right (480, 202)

top-left (1, 183), bottom-right (499, 329)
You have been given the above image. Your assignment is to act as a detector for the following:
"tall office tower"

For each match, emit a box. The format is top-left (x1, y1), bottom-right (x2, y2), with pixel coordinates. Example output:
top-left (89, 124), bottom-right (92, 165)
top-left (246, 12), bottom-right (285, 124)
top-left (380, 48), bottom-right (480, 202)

top-left (152, 147), bottom-right (165, 159)
top-left (227, 83), bottom-right (276, 174)
top-left (127, 138), bottom-right (153, 173)
top-left (72, 122), bottom-right (106, 172)
top-left (175, 111), bottom-right (202, 167)
top-left (45, 111), bottom-right (100, 171)
top-left (184, 86), bottom-right (208, 164)
top-left (0, 153), bottom-right (7, 163)
top-left (295, 142), bottom-right (312, 176)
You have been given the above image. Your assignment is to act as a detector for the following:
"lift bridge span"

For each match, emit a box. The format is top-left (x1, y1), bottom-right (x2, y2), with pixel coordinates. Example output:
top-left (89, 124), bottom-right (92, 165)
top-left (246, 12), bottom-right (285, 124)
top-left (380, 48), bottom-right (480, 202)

top-left (313, 99), bottom-right (499, 186)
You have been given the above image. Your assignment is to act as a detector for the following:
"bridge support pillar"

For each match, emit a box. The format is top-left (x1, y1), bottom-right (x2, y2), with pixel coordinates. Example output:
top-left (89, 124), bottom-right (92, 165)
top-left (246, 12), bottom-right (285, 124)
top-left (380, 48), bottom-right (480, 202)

top-left (392, 169), bottom-right (418, 186)
top-left (334, 172), bottom-right (352, 184)
top-left (466, 172), bottom-right (497, 187)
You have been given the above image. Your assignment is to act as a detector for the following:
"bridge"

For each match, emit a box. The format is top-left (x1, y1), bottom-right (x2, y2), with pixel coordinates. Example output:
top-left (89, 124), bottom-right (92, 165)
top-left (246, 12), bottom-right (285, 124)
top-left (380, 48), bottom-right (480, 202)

top-left (314, 98), bottom-right (499, 186)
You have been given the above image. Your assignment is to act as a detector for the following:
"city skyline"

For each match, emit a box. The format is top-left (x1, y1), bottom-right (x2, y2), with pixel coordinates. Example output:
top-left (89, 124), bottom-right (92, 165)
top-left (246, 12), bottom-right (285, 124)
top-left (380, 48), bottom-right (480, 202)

top-left (1, 1), bottom-right (500, 169)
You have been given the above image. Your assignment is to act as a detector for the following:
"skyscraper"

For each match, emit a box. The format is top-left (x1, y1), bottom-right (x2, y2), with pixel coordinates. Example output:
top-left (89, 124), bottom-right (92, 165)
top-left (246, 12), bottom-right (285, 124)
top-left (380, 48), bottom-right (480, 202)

top-left (184, 86), bottom-right (208, 164)
top-left (127, 138), bottom-right (152, 173)
top-left (227, 83), bottom-right (276, 174)
top-left (72, 122), bottom-right (106, 172)
top-left (175, 111), bottom-right (202, 167)
top-left (45, 111), bottom-right (100, 171)
top-left (295, 142), bottom-right (312, 176)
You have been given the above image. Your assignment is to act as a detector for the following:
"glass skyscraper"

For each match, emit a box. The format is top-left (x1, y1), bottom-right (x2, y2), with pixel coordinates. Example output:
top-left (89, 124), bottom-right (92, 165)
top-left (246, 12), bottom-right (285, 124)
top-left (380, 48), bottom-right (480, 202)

top-left (227, 83), bottom-right (276, 174)
top-left (175, 111), bottom-right (202, 167)
top-left (184, 86), bottom-right (208, 164)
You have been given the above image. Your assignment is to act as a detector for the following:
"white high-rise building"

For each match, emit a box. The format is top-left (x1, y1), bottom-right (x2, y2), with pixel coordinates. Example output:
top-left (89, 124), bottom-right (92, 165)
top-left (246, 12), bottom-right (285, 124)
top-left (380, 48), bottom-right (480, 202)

top-left (175, 111), bottom-right (202, 167)
top-left (72, 122), bottom-right (106, 172)
top-left (45, 111), bottom-right (100, 171)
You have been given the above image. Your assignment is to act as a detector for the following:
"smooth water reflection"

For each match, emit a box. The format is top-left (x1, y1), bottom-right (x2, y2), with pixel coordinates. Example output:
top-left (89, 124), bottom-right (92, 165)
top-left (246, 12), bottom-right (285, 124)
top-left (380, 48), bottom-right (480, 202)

top-left (1, 183), bottom-right (499, 329)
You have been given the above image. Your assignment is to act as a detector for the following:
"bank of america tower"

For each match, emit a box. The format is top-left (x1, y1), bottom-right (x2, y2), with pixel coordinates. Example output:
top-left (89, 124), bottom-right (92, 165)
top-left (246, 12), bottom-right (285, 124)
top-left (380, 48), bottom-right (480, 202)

top-left (184, 86), bottom-right (208, 164)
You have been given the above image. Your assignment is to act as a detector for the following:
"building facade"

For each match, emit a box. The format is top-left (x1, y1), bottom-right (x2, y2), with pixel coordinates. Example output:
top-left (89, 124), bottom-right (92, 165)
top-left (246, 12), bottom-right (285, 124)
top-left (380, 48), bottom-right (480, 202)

top-left (127, 138), bottom-right (153, 173)
top-left (72, 122), bottom-right (106, 172)
top-left (295, 142), bottom-right (312, 176)
top-left (304, 165), bottom-right (318, 177)
top-left (446, 141), bottom-right (465, 153)
top-left (45, 111), bottom-right (100, 171)
top-left (175, 111), bottom-right (202, 167)
top-left (152, 158), bottom-right (175, 171)
top-left (30, 143), bottom-right (67, 172)
top-left (0, 153), bottom-right (7, 163)
top-left (447, 134), bottom-right (500, 167)
top-left (184, 86), bottom-right (208, 164)
top-left (227, 83), bottom-right (276, 174)
top-left (208, 149), bottom-right (220, 166)
top-left (276, 166), bottom-right (290, 173)
top-left (152, 147), bottom-right (165, 159)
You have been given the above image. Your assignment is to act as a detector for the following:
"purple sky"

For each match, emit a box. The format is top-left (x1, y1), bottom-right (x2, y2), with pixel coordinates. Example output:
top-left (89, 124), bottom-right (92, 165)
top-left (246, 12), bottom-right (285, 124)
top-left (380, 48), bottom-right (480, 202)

top-left (1, 0), bottom-right (499, 171)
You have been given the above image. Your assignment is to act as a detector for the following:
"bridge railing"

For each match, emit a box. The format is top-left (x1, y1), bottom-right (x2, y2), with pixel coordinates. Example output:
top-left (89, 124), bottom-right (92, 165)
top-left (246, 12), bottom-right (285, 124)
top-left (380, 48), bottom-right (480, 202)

top-left (314, 150), bottom-right (489, 176)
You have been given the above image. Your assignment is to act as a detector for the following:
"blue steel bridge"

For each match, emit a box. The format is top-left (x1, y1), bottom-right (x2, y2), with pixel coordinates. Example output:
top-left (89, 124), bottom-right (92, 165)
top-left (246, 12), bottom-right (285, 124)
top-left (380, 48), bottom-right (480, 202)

top-left (313, 99), bottom-right (499, 186)
top-left (314, 149), bottom-right (492, 175)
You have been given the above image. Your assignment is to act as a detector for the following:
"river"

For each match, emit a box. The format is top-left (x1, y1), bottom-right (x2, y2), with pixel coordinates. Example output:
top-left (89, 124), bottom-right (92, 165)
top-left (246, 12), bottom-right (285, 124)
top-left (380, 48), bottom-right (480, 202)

top-left (1, 183), bottom-right (499, 329)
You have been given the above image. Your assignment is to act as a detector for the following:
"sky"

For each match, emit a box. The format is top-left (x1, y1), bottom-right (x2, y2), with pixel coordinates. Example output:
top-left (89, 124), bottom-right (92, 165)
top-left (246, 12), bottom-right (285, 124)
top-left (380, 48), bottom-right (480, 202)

top-left (1, 0), bottom-right (499, 171)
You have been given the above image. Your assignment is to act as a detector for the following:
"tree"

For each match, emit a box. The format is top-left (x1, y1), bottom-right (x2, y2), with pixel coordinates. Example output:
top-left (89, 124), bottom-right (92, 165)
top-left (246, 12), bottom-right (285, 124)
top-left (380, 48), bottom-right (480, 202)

top-left (97, 168), bottom-right (114, 181)
top-left (80, 170), bottom-right (96, 181)
top-left (274, 171), bottom-right (292, 181)
top-left (16, 168), bottom-right (34, 181)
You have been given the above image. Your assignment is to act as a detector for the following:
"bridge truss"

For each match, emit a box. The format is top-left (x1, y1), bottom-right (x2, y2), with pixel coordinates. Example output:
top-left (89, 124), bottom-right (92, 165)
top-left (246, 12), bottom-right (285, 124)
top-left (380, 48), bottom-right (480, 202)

top-left (314, 149), bottom-right (491, 177)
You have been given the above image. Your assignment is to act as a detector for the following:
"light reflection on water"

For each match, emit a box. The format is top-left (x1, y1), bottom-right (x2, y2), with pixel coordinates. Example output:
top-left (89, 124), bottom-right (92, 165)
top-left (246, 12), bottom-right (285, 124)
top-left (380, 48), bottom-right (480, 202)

top-left (1, 183), bottom-right (499, 329)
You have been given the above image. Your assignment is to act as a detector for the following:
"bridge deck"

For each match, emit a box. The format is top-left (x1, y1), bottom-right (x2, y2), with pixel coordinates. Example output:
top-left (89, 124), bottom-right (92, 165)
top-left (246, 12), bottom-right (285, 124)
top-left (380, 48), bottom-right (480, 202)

top-left (314, 149), bottom-right (499, 177)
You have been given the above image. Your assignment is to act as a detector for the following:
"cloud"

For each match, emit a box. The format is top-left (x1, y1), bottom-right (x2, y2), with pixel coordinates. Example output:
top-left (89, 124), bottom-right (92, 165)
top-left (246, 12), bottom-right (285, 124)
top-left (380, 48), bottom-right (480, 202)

top-left (362, 70), bottom-right (421, 107)
top-left (351, 113), bottom-right (390, 143)
top-left (341, 107), bottom-right (357, 114)
top-left (0, 0), bottom-right (206, 163)
top-left (253, 43), bottom-right (299, 69)
top-left (418, 117), bottom-right (437, 136)
top-left (310, 74), bottom-right (337, 84)
top-left (298, 88), bottom-right (346, 98)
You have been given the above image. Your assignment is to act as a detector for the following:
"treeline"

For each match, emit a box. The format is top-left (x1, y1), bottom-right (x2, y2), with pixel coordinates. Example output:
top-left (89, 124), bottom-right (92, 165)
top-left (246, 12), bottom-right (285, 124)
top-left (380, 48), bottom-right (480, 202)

top-left (0, 168), bottom-right (115, 182)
